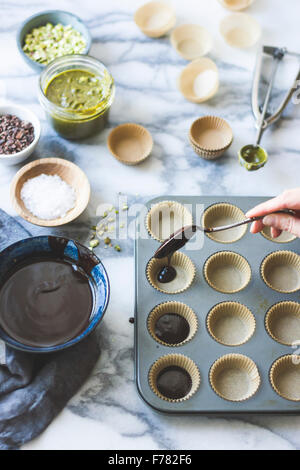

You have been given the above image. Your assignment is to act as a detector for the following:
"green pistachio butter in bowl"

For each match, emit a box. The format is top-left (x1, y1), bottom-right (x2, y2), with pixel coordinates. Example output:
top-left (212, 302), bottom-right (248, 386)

top-left (39, 55), bottom-right (115, 139)
top-left (238, 144), bottom-right (268, 171)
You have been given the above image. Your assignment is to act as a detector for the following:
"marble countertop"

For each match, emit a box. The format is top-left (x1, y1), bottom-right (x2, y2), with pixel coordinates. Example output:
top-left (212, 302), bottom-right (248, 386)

top-left (0, 0), bottom-right (300, 450)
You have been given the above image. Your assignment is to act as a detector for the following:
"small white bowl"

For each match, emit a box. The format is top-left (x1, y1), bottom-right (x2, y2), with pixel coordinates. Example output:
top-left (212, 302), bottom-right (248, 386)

top-left (0, 103), bottom-right (41, 166)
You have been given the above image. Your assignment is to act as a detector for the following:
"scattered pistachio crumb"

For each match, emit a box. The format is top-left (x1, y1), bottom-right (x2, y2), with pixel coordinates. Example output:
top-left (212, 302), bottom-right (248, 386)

top-left (122, 204), bottom-right (129, 211)
top-left (91, 225), bottom-right (97, 230)
top-left (103, 211), bottom-right (108, 217)
top-left (104, 237), bottom-right (111, 245)
top-left (120, 223), bottom-right (125, 228)
top-left (89, 239), bottom-right (99, 249)
top-left (114, 245), bottom-right (121, 252)
top-left (115, 210), bottom-right (119, 214)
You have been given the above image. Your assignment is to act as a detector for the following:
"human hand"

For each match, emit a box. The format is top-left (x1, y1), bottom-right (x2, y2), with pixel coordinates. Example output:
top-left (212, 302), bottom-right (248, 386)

top-left (246, 188), bottom-right (300, 238)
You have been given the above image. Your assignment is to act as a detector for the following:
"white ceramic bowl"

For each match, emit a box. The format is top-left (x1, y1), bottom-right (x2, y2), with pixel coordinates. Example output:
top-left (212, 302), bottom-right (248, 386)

top-left (0, 103), bottom-right (41, 166)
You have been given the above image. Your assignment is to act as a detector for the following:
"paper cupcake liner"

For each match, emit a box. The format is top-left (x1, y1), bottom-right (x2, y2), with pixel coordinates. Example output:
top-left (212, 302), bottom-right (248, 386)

top-left (207, 301), bottom-right (255, 346)
top-left (107, 123), bottom-right (153, 165)
top-left (178, 58), bottom-right (219, 103)
top-left (146, 251), bottom-right (196, 294)
top-left (146, 200), bottom-right (193, 242)
top-left (202, 202), bottom-right (247, 243)
top-left (218, 0), bottom-right (255, 11)
top-left (261, 250), bottom-right (300, 293)
top-left (220, 13), bottom-right (261, 48)
top-left (204, 251), bottom-right (251, 293)
top-left (149, 353), bottom-right (200, 402)
top-left (265, 301), bottom-right (300, 346)
top-left (189, 116), bottom-right (233, 152)
top-left (270, 355), bottom-right (300, 402)
top-left (148, 301), bottom-right (198, 347)
top-left (209, 353), bottom-right (260, 402)
top-left (170, 24), bottom-right (213, 60)
top-left (261, 226), bottom-right (296, 244)
top-left (190, 141), bottom-right (226, 160)
top-left (134, 1), bottom-right (176, 38)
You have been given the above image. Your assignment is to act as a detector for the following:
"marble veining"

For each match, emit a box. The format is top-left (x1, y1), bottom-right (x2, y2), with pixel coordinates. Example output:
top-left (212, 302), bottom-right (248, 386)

top-left (0, 0), bottom-right (299, 450)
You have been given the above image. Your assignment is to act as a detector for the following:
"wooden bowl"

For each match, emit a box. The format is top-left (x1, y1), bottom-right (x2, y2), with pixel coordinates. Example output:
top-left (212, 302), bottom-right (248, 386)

top-left (107, 123), bottom-right (153, 165)
top-left (10, 157), bottom-right (90, 227)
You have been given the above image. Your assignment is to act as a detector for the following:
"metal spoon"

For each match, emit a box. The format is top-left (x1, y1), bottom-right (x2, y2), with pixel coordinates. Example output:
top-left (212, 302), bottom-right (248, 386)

top-left (154, 209), bottom-right (295, 259)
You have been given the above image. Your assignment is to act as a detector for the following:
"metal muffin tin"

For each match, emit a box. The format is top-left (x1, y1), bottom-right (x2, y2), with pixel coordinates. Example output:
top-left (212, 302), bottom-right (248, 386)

top-left (135, 196), bottom-right (300, 414)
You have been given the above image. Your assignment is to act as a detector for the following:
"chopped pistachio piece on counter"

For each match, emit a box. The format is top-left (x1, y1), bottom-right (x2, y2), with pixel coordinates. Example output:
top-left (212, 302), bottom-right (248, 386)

top-left (89, 239), bottom-right (99, 249)
top-left (23, 23), bottom-right (87, 65)
top-left (114, 245), bottom-right (121, 252)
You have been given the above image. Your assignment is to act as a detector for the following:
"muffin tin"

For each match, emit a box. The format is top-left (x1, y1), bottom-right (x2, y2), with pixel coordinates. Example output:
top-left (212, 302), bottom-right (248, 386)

top-left (135, 196), bottom-right (300, 413)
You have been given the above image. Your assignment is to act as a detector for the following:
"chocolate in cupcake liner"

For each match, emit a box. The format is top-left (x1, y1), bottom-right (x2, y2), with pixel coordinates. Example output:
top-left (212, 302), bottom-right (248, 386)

top-left (149, 353), bottom-right (200, 402)
top-left (209, 353), bottom-right (260, 402)
top-left (146, 251), bottom-right (196, 294)
top-left (265, 301), bottom-right (300, 346)
top-left (147, 301), bottom-right (198, 347)
top-left (207, 301), bottom-right (255, 346)
top-left (146, 200), bottom-right (193, 242)
top-left (202, 202), bottom-right (247, 243)
top-left (261, 226), bottom-right (296, 244)
top-left (270, 355), bottom-right (300, 402)
top-left (204, 251), bottom-right (251, 293)
top-left (261, 250), bottom-right (300, 293)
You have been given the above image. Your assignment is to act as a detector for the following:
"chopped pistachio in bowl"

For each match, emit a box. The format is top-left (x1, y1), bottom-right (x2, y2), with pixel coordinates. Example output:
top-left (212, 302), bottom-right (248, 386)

top-left (17, 10), bottom-right (91, 71)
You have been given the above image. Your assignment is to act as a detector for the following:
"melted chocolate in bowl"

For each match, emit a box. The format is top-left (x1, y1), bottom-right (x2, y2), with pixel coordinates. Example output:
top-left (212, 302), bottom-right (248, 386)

top-left (0, 258), bottom-right (93, 347)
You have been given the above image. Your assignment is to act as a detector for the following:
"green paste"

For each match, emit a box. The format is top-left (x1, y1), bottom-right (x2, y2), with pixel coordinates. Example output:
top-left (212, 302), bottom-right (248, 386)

top-left (45, 69), bottom-right (104, 113)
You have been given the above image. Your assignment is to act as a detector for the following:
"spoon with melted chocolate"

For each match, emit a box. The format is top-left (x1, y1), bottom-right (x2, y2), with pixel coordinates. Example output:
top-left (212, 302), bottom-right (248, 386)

top-left (154, 209), bottom-right (295, 260)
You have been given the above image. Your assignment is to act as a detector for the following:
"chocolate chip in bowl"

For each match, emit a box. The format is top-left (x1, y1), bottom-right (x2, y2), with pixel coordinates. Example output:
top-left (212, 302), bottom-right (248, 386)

top-left (0, 104), bottom-right (40, 166)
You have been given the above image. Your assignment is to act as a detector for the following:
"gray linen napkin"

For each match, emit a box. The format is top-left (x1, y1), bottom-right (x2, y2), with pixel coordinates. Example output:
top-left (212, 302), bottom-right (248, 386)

top-left (0, 209), bottom-right (100, 450)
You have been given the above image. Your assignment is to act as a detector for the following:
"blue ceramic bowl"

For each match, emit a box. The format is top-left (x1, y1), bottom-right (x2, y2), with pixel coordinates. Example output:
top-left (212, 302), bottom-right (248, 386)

top-left (0, 236), bottom-right (110, 353)
top-left (17, 10), bottom-right (92, 72)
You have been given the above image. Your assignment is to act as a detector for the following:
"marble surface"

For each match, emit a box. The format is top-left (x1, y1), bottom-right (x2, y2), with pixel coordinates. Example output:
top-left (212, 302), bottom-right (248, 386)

top-left (0, 0), bottom-right (299, 450)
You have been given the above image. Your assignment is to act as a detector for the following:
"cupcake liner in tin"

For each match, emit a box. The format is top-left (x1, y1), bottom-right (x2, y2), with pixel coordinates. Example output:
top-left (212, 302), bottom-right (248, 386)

top-left (261, 226), bottom-right (296, 244)
top-left (207, 301), bottom-right (255, 346)
top-left (202, 202), bottom-right (247, 243)
top-left (270, 355), bottom-right (300, 402)
top-left (147, 301), bottom-right (198, 347)
top-left (265, 301), bottom-right (300, 346)
top-left (204, 251), bottom-right (251, 293)
top-left (209, 353), bottom-right (260, 402)
top-left (146, 200), bottom-right (193, 242)
top-left (148, 354), bottom-right (201, 402)
top-left (261, 250), bottom-right (300, 293)
top-left (146, 252), bottom-right (196, 294)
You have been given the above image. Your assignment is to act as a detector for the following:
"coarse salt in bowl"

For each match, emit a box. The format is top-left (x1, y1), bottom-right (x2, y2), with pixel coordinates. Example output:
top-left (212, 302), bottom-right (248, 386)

top-left (20, 173), bottom-right (77, 220)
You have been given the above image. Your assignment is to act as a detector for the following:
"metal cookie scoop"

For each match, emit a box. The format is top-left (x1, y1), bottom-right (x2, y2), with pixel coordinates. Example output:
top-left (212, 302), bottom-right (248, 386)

top-left (154, 209), bottom-right (295, 259)
top-left (239, 46), bottom-right (300, 171)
